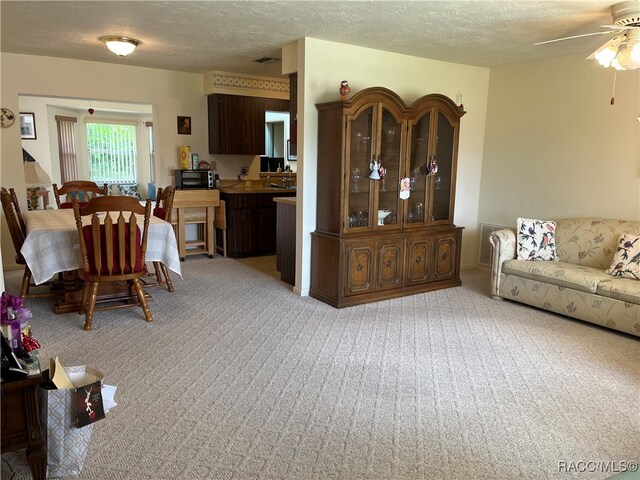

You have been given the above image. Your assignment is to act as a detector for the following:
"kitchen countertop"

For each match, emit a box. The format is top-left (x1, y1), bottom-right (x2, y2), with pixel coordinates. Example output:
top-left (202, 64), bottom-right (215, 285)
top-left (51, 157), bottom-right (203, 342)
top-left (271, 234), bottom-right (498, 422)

top-left (218, 181), bottom-right (296, 195)
top-left (259, 172), bottom-right (297, 178)
top-left (273, 197), bottom-right (296, 206)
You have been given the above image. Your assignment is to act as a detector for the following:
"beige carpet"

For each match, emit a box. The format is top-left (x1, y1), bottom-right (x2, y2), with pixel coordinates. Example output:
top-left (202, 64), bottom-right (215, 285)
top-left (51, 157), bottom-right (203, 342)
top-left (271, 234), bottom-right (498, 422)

top-left (2, 257), bottom-right (639, 480)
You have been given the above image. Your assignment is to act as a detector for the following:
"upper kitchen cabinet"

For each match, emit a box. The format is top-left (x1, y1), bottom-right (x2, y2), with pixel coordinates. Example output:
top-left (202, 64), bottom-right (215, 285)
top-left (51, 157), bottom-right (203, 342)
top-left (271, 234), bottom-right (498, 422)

top-left (208, 94), bottom-right (289, 155)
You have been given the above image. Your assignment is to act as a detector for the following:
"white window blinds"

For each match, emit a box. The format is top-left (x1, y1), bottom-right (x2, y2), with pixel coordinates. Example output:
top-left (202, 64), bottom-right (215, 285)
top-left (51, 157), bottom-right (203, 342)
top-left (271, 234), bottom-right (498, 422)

top-left (55, 115), bottom-right (78, 183)
top-left (86, 122), bottom-right (137, 184)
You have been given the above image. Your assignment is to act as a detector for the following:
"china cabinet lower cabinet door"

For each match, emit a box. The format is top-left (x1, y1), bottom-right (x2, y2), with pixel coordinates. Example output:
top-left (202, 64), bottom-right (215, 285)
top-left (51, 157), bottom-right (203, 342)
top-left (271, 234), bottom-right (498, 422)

top-left (405, 236), bottom-right (431, 286)
top-left (344, 241), bottom-right (376, 297)
top-left (433, 232), bottom-right (461, 281)
top-left (376, 240), bottom-right (404, 291)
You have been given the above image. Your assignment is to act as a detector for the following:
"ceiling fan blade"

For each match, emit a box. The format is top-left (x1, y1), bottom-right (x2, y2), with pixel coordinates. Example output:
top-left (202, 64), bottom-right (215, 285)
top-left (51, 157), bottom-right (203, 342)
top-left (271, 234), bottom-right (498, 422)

top-left (601, 24), bottom-right (640, 30)
top-left (534, 30), bottom-right (616, 46)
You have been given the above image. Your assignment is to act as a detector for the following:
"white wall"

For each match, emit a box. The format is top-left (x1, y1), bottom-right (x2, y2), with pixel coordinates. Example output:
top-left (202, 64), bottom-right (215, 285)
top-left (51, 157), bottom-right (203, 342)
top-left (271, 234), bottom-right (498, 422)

top-left (16, 97), bottom-right (51, 171)
top-left (479, 55), bottom-right (640, 226)
top-left (296, 38), bottom-right (491, 295)
top-left (1, 53), bottom-right (208, 277)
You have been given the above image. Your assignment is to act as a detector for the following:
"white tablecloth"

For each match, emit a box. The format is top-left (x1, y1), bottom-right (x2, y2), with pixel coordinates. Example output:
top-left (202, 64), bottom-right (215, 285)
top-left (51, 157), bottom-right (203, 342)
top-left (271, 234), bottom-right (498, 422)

top-left (21, 209), bottom-right (182, 285)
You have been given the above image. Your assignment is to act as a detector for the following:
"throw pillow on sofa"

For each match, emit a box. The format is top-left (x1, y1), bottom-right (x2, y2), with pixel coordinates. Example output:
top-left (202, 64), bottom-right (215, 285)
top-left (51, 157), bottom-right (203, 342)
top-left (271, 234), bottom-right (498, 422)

top-left (118, 184), bottom-right (142, 200)
top-left (517, 217), bottom-right (559, 261)
top-left (606, 233), bottom-right (640, 280)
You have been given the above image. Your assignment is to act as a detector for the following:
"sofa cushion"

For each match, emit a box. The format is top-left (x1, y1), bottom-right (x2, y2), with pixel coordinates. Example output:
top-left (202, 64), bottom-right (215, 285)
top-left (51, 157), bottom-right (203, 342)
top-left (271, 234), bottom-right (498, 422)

top-left (555, 218), bottom-right (640, 269)
top-left (502, 260), bottom-right (613, 294)
top-left (596, 278), bottom-right (640, 306)
top-left (118, 183), bottom-right (142, 199)
top-left (605, 233), bottom-right (640, 280)
top-left (516, 218), bottom-right (558, 261)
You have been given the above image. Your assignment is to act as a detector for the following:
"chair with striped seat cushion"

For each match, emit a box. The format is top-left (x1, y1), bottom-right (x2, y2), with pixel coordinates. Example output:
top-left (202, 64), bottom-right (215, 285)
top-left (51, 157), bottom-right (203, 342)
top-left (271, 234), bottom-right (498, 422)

top-left (53, 180), bottom-right (108, 209)
top-left (73, 196), bottom-right (152, 330)
top-left (1, 187), bottom-right (57, 299)
top-left (151, 186), bottom-right (176, 292)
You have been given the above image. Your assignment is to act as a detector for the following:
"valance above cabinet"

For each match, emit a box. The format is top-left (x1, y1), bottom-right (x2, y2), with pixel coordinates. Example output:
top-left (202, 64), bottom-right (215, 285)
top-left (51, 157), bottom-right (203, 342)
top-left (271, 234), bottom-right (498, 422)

top-left (207, 94), bottom-right (289, 155)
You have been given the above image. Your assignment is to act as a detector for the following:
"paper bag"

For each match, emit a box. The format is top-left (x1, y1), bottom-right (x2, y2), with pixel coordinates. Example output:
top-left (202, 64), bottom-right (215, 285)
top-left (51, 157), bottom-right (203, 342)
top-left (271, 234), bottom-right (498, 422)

top-left (38, 366), bottom-right (103, 478)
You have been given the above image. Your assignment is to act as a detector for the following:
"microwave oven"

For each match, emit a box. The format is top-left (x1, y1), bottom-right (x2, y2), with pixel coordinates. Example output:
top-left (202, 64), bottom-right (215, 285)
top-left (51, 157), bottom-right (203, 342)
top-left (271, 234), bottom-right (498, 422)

top-left (175, 170), bottom-right (214, 189)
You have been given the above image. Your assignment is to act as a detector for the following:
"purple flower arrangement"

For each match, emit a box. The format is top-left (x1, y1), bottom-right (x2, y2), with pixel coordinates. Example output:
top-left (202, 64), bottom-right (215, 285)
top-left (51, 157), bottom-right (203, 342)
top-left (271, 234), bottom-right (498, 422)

top-left (1, 291), bottom-right (33, 353)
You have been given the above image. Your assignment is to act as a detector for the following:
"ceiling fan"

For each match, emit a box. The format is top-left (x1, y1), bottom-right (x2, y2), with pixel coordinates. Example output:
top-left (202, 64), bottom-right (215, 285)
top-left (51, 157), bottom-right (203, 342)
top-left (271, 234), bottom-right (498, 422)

top-left (535, 0), bottom-right (640, 70)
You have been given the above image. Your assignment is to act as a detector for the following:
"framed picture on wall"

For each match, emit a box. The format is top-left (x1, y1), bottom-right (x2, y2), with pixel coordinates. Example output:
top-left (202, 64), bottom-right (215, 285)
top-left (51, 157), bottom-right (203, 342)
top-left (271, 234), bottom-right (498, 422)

top-left (177, 116), bottom-right (191, 135)
top-left (20, 112), bottom-right (37, 140)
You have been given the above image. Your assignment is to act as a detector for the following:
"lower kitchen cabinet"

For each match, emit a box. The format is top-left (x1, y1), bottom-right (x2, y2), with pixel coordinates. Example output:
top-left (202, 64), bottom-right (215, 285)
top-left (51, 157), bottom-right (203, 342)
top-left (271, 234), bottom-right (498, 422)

top-left (219, 191), bottom-right (295, 257)
top-left (311, 227), bottom-right (462, 308)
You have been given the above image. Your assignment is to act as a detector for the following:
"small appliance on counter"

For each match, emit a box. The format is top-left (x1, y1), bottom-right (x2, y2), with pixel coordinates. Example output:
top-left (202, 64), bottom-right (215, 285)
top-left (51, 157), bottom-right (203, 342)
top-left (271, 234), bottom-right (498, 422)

top-left (175, 170), bottom-right (214, 189)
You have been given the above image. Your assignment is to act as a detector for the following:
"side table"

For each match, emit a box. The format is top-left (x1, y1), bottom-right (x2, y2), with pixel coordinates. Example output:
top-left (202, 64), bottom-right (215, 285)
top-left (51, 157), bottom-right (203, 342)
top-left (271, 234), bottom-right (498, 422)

top-left (1, 374), bottom-right (47, 480)
top-left (172, 189), bottom-right (220, 260)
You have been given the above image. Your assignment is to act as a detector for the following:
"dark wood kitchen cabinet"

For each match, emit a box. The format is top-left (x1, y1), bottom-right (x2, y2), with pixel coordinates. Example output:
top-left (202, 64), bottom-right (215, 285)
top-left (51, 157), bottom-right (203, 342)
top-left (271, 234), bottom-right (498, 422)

top-left (219, 190), bottom-right (295, 257)
top-left (208, 94), bottom-right (289, 155)
top-left (310, 87), bottom-right (465, 308)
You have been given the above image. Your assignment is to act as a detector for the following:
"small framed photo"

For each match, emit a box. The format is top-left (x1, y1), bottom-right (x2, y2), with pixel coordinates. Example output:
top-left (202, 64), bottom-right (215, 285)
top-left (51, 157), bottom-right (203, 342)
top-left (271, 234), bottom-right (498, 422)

top-left (177, 116), bottom-right (191, 135)
top-left (20, 112), bottom-right (37, 140)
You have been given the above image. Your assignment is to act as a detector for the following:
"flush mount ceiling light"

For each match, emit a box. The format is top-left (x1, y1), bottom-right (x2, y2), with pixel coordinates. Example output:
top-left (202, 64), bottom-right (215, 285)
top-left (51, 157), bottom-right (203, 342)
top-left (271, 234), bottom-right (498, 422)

top-left (100, 35), bottom-right (141, 57)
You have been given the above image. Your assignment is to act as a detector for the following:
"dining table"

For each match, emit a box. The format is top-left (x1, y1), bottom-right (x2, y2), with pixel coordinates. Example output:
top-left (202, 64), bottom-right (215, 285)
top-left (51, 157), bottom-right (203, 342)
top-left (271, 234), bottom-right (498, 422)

top-left (20, 208), bottom-right (182, 312)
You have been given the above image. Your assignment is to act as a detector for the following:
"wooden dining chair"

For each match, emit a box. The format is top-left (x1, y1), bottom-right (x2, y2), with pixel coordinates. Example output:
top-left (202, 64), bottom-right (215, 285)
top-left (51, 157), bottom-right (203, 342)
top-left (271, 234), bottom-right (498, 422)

top-left (53, 180), bottom-right (108, 209)
top-left (73, 196), bottom-right (153, 330)
top-left (151, 186), bottom-right (176, 292)
top-left (1, 187), bottom-right (56, 299)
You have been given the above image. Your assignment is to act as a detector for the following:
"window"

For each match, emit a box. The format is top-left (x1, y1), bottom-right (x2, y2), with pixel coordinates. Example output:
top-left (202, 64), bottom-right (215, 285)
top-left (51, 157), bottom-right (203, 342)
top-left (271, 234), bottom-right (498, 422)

top-left (86, 122), bottom-right (137, 184)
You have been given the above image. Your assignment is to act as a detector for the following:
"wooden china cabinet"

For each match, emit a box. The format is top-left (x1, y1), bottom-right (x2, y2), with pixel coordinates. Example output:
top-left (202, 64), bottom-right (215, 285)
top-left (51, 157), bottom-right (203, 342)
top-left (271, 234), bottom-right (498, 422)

top-left (310, 87), bottom-right (465, 308)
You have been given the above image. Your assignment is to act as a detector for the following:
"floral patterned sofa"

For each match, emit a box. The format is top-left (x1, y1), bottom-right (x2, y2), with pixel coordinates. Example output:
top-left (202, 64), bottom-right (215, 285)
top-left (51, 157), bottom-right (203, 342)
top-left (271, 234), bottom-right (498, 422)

top-left (490, 218), bottom-right (640, 337)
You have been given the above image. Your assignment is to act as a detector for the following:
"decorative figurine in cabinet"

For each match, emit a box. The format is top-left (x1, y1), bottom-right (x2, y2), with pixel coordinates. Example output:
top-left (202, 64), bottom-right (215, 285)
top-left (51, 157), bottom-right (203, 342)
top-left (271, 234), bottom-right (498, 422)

top-left (311, 87), bottom-right (465, 308)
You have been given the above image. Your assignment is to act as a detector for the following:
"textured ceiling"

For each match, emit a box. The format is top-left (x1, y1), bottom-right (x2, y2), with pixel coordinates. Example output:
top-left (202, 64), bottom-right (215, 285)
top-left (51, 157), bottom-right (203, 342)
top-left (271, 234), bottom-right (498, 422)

top-left (0, 1), bottom-right (623, 77)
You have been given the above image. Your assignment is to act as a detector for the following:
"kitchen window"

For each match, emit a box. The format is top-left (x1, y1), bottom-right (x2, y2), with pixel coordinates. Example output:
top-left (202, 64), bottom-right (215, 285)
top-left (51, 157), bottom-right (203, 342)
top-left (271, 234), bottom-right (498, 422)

top-left (86, 121), bottom-right (137, 184)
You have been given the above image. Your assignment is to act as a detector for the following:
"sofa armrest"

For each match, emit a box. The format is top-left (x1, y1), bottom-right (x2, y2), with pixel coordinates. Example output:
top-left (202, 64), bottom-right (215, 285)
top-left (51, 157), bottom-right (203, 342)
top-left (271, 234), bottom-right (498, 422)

top-left (489, 228), bottom-right (516, 298)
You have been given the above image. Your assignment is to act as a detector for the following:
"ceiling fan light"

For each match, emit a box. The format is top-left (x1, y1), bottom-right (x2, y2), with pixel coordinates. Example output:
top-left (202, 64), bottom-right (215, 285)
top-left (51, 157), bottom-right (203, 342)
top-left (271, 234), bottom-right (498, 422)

top-left (630, 43), bottom-right (640, 63)
top-left (595, 46), bottom-right (618, 67)
top-left (610, 56), bottom-right (625, 70)
top-left (614, 43), bottom-right (640, 69)
top-left (100, 36), bottom-right (140, 57)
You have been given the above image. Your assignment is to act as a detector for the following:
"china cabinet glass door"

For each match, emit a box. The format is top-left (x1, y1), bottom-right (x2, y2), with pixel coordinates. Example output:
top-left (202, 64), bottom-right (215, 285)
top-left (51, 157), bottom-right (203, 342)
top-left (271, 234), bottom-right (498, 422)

top-left (375, 107), bottom-right (403, 228)
top-left (431, 112), bottom-right (455, 222)
top-left (406, 111), bottom-right (431, 225)
top-left (346, 107), bottom-right (374, 229)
